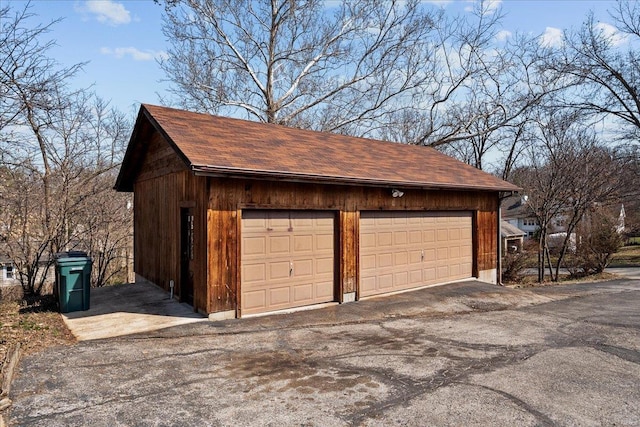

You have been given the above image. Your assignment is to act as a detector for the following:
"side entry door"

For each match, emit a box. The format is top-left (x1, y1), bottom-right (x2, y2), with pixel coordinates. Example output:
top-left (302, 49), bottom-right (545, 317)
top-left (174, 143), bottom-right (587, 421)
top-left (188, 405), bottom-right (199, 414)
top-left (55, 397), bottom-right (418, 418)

top-left (180, 207), bottom-right (195, 306)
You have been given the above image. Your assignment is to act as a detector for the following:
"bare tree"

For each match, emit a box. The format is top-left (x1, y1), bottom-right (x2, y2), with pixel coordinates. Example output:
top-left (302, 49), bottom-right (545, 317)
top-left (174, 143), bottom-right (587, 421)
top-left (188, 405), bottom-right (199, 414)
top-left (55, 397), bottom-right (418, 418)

top-left (0, 3), bottom-right (132, 294)
top-left (159, 0), bottom-right (442, 136)
top-left (512, 110), bottom-right (625, 282)
top-left (548, 1), bottom-right (640, 141)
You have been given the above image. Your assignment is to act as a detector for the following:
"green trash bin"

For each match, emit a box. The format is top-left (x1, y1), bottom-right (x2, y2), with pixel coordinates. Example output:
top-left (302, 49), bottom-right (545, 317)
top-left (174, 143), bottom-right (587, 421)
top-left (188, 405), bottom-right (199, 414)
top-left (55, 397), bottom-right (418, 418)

top-left (55, 252), bottom-right (92, 313)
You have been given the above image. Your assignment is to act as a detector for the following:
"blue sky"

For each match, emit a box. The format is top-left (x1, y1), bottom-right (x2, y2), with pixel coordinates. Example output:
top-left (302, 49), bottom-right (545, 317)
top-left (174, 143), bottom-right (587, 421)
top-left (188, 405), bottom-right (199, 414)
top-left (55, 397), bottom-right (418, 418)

top-left (8, 0), bottom-right (619, 117)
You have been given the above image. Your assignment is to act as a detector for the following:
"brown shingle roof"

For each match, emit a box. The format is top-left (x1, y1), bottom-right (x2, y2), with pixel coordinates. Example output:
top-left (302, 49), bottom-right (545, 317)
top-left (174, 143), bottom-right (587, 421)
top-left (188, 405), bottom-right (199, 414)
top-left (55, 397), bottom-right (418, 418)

top-left (116, 104), bottom-right (521, 192)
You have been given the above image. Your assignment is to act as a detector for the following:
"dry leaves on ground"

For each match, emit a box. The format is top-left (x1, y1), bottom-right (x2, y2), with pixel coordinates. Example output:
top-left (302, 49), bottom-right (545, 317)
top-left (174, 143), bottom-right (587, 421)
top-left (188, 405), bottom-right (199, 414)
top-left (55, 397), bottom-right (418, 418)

top-left (1, 295), bottom-right (75, 373)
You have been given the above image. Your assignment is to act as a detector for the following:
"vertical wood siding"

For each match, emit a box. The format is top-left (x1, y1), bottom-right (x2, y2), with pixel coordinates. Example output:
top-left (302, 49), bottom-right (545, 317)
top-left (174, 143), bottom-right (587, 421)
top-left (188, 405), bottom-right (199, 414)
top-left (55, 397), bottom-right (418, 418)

top-left (133, 133), bottom-right (208, 313)
top-left (131, 132), bottom-right (500, 316)
top-left (476, 210), bottom-right (498, 272)
top-left (206, 179), bottom-right (498, 314)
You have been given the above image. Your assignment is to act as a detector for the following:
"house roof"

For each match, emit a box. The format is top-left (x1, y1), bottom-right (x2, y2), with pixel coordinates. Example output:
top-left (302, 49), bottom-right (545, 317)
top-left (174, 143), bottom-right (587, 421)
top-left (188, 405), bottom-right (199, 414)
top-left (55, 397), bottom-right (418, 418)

top-left (501, 195), bottom-right (535, 219)
top-left (115, 104), bottom-right (521, 193)
top-left (500, 220), bottom-right (526, 238)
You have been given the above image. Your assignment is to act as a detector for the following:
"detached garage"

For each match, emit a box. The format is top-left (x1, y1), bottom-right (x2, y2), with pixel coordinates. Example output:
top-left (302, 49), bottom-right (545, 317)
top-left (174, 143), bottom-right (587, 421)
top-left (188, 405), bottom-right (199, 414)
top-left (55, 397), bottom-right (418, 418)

top-left (115, 104), bottom-right (520, 319)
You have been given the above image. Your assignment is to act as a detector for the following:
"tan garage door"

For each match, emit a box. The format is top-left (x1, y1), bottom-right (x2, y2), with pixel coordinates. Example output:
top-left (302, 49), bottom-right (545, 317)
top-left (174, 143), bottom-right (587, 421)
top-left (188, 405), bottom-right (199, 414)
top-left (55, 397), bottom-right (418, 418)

top-left (241, 210), bottom-right (335, 316)
top-left (360, 211), bottom-right (473, 297)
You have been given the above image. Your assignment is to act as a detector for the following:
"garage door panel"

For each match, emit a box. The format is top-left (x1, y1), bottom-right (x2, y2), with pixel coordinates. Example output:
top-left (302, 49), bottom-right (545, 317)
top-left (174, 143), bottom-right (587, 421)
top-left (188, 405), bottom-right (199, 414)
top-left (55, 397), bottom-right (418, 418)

top-left (360, 211), bottom-right (472, 297)
top-left (463, 245), bottom-right (473, 257)
top-left (394, 231), bottom-right (408, 245)
top-left (243, 290), bottom-right (266, 310)
top-left (243, 236), bottom-right (266, 256)
top-left (409, 269), bottom-right (422, 285)
top-left (379, 253), bottom-right (393, 267)
top-left (423, 230), bottom-right (435, 242)
top-left (361, 232), bottom-right (376, 248)
top-left (293, 284), bottom-right (313, 302)
top-left (293, 235), bottom-right (313, 252)
top-left (316, 281), bottom-right (334, 298)
top-left (437, 265), bottom-right (449, 278)
top-left (361, 276), bottom-right (376, 293)
top-left (378, 274), bottom-right (393, 289)
top-left (409, 251), bottom-right (421, 264)
top-left (269, 236), bottom-right (291, 254)
top-left (316, 233), bottom-right (334, 250)
top-left (241, 211), bottom-right (335, 315)
top-left (394, 272), bottom-right (408, 286)
top-left (243, 264), bottom-right (266, 283)
top-left (462, 262), bottom-right (472, 274)
top-left (269, 286), bottom-right (291, 306)
top-left (316, 257), bottom-right (333, 275)
top-left (269, 262), bottom-right (291, 280)
top-left (376, 217), bottom-right (393, 226)
top-left (423, 267), bottom-right (436, 281)
top-left (361, 254), bottom-right (376, 270)
top-left (424, 248), bottom-right (436, 261)
top-left (294, 259), bottom-right (313, 277)
top-left (409, 230), bottom-right (422, 244)
top-left (449, 246), bottom-right (460, 258)
top-left (394, 251), bottom-right (409, 266)
top-left (378, 232), bottom-right (393, 246)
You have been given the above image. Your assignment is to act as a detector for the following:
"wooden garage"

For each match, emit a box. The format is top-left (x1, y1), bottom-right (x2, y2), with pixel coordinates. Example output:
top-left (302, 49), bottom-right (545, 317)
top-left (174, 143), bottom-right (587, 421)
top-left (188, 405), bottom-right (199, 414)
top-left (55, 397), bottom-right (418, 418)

top-left (115, 104), bottom-right (520, 319)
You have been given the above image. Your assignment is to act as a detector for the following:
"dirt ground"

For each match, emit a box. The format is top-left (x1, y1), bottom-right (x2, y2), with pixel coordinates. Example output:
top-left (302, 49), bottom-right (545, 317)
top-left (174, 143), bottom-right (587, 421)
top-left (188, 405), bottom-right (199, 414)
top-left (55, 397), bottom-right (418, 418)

top-left (0, 295), bottom-right (75, 373)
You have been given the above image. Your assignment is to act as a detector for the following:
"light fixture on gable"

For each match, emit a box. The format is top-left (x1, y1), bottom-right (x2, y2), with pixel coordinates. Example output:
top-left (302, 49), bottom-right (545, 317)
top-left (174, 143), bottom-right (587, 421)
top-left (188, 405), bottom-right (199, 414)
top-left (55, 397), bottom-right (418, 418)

top-left (391, 189), bottom-right (404, 198)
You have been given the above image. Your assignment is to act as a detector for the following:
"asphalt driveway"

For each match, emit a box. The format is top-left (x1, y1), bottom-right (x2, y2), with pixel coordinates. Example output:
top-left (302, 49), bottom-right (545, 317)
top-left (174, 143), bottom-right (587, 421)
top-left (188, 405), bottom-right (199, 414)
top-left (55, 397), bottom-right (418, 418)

top-left (8, 277), bottom-right (640, 426)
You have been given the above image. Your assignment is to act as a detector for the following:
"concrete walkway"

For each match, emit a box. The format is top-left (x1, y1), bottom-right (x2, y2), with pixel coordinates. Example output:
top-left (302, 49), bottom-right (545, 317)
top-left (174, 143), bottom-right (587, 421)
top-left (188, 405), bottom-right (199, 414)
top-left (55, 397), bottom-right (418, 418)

top-left (63, 267), bottom-right (640, 341)
top-left (607, 266), bottom-right (640, 280)
top-left (62, 281), bottom-right (207, 341)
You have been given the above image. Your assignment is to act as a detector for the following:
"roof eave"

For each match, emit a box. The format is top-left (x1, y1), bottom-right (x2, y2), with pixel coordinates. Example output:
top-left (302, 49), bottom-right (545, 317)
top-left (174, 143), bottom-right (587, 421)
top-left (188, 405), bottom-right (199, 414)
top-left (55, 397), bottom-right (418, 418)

top-left (192, 165), bottom-right (521, 193)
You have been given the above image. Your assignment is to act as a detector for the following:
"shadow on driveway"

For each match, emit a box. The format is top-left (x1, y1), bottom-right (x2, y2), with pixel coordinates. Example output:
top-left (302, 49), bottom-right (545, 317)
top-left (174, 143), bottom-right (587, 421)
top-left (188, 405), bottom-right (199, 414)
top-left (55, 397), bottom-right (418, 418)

top-left (62, 281), bottom-right (207, 341)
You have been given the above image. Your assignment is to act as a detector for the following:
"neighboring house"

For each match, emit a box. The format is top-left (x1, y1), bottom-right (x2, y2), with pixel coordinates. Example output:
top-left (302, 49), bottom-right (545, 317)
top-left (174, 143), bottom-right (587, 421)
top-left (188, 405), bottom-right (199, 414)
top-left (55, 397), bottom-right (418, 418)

top-left (500, 220), bottom-right (526, 254)
top-left (502, 195), bottom-right (539, 238)
top-left (502, 195), bottom-right (627, 248)
top-left (115, 104), bottom-right (520, 319)
top-left (0, 257), bottom-right (18, 285)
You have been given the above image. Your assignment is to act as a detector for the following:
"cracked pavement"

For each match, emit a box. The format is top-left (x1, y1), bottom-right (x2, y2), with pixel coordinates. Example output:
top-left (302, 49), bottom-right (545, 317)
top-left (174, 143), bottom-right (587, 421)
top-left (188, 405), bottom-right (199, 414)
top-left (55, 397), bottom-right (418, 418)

top-left (8, 278), bottom-right (640, 426)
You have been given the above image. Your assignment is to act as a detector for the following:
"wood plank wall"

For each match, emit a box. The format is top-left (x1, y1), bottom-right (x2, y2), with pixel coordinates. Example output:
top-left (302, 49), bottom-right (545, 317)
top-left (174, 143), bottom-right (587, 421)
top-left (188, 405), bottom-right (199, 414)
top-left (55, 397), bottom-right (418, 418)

top-left (131, 131), bottom-right (500, 315)
top-left (206, 178), bottom-right (499, 314)
top-left (133, 133), bottom-right (208, 313)
top-left (476, 210), bottom-right (498, 273)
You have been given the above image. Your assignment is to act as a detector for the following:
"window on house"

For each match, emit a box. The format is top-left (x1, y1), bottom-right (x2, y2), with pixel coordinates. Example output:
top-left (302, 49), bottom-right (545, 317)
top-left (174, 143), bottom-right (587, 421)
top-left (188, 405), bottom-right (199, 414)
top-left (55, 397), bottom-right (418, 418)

top-left (5, 265), bottom-right (13, 279)
top-left (523, 218), bottom-right (538, 227)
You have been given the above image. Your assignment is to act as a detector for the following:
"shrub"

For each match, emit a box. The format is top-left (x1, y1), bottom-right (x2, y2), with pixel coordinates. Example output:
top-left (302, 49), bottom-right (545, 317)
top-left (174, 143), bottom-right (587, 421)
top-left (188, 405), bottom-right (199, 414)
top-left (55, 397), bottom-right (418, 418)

top-left (570, 211), bottom-right (623, 276)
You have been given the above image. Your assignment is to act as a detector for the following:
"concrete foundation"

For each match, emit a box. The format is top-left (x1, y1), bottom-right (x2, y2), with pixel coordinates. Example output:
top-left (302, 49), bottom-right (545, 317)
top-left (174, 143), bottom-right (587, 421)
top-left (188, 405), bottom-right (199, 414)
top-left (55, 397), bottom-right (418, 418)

top-left (342, 292), bottom-right (356, 303)
top-left (478, 268), bottom-right (497, 284)
top-left (208, 310), bottom-right (236, 321)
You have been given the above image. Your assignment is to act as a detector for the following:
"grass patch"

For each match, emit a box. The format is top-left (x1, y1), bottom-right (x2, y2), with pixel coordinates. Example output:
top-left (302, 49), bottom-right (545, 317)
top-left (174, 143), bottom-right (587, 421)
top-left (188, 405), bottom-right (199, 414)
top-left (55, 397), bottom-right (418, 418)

top-left (609, 245), bottom-right (640, 267)
top-left (505, 272), bottom-right (618, 288)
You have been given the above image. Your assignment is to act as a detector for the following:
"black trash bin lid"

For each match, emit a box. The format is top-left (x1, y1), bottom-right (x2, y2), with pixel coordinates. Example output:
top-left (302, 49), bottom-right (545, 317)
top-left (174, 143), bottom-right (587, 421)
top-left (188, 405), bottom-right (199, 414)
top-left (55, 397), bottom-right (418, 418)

top-left (54, 251), bottom-right (88, 259)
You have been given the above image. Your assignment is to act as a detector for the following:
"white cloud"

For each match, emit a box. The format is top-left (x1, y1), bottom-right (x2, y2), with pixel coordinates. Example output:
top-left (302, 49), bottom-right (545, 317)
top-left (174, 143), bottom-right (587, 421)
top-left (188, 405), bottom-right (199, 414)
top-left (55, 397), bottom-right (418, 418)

top-left (79, 1), bottom-right (131, 26)
top-left (423, 0), bottom-right (454, 6)
top-left (464, 0), bottom-right (501, 14)
top-left (484, 0), bottom-right (502, 12)
top-left (496, 29), bottom-right (512, 42)
top-left (101, 47), bottom-right (168, 61)
top-left (595, 22), bottom-right (628, 46)
top-left (540, 27), bottom-right (563, 48)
